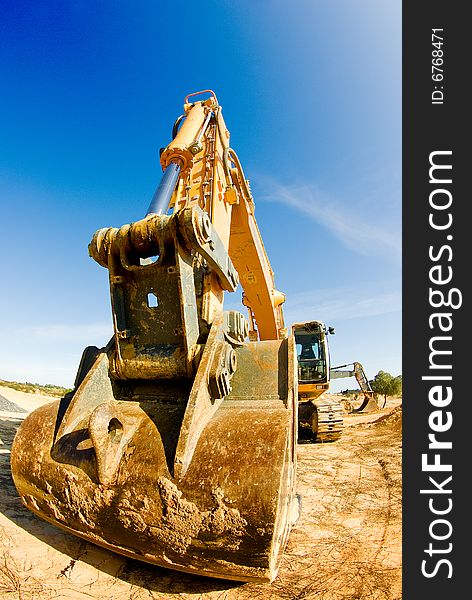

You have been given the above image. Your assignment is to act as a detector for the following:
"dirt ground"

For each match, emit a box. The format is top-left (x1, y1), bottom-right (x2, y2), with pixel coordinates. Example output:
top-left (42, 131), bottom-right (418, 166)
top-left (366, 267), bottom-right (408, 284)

top-left (0, 387), bottom-right (401, 600)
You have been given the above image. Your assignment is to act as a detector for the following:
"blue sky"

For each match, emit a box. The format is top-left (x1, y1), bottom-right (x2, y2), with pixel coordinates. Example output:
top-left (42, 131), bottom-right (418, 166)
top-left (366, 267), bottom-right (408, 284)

top-left (0, 1), bottom-right (401, 391)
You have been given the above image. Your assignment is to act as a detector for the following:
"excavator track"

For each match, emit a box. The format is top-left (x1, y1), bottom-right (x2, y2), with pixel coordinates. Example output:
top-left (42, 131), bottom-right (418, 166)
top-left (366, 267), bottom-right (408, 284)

top-left (313, 396), bottom-right (344, 442)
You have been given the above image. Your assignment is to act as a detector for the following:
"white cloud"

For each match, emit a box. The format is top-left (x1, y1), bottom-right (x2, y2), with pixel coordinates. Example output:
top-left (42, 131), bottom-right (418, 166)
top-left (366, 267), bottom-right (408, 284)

top-left (223, 280), bottom-right (401, 332)
top-left (256, 177), bottom-right (401, 262)
top-left (283, 283), bottom-right (401, 326)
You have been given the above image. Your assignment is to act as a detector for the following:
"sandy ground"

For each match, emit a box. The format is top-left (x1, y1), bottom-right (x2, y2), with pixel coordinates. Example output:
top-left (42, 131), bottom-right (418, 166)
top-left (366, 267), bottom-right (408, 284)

top-left (0, 390), bottom-right (401, 600)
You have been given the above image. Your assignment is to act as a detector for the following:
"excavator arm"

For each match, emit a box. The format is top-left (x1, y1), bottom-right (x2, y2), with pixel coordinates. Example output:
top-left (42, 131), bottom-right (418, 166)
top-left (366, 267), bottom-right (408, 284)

top-left (157, 89), bottom-right (286, 341)
top-left (330, 361), bottom-right (378, 412)
top-left (227, 151), bottom-right (286, 341)
top-left (331, 362), bottom-right (373, 394)
top-left (11, 91), bottom-right (298, 583)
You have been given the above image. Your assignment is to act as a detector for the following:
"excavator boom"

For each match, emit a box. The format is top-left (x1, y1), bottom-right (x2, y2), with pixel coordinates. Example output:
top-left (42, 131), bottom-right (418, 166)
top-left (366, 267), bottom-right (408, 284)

top-left (11, 91), bottom-right (298, 582)
top-left (331, 362), bottom-right (378, 412)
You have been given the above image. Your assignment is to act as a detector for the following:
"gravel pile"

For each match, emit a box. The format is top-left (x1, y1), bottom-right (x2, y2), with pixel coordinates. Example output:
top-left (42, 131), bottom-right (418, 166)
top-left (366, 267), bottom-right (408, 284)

top-left (0, 394), bottom-right (27, 413)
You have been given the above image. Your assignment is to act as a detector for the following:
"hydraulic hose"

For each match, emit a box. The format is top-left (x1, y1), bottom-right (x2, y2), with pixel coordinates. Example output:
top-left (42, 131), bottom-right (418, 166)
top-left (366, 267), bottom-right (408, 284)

top-left (172, 114), bottom-right (185, 139)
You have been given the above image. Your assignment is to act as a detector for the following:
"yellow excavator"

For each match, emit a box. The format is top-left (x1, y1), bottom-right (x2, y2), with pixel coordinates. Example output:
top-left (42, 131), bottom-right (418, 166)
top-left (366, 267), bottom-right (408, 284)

top-left (11, 90), bottom-right (299, 583)
top-left (293, 322), bottom-right (377, 441)
top-left (293, 321), bottom-right (343, 441)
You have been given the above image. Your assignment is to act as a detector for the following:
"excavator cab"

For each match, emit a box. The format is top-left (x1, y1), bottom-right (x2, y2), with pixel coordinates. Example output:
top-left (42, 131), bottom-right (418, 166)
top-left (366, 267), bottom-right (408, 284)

top-left (296, 332), bottom-right (327, 383)
top-left (293, 321), bottom-right (330, 394)
top-left (10, 91), bottom-right (299, 583)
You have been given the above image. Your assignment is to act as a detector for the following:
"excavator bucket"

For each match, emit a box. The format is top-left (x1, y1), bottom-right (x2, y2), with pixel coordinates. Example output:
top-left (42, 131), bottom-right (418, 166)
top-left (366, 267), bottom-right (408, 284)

top-left (10, 89), bottom-right (299, 581)
top-left (350, 394), bottom-right (379, 413)
top-left (11, 330), bottom-right (298, 582)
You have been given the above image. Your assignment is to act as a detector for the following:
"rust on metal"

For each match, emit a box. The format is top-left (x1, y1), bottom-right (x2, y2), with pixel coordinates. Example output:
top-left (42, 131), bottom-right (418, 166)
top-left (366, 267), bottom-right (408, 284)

top-left (11, 335), bottom-right (297, 581)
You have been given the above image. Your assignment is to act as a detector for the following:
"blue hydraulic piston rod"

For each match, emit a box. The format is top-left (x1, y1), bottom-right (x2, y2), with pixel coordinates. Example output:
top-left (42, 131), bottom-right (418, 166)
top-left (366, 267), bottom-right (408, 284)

top-left (146, 161), bottom-right (181, 216)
